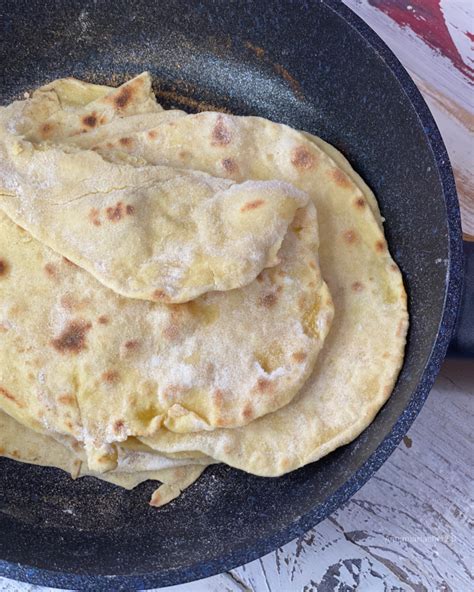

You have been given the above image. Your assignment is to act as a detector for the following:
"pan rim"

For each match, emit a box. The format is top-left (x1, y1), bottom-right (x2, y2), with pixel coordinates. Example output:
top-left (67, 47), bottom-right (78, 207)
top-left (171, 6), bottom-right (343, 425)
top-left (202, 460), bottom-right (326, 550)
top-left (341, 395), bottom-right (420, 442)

top-left (0, 0), bottom-right (464, 589)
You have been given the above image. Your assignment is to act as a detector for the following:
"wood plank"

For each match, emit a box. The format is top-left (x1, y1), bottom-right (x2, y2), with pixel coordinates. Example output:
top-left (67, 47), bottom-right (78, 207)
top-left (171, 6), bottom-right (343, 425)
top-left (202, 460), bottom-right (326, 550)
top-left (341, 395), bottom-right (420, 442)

top-left (344, 0), bottom-right (474, 240)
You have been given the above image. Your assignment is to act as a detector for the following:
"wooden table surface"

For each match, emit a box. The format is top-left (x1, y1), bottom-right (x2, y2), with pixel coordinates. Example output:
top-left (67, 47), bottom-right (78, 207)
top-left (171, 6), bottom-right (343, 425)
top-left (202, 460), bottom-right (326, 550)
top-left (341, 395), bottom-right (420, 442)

top-left (1, 2), bottom-right (473, 591)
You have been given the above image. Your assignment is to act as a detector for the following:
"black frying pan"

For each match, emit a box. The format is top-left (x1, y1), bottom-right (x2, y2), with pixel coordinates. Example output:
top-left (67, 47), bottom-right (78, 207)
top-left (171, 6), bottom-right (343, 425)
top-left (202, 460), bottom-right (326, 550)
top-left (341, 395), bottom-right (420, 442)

top-left (0, 1), bottom-right (470, 589)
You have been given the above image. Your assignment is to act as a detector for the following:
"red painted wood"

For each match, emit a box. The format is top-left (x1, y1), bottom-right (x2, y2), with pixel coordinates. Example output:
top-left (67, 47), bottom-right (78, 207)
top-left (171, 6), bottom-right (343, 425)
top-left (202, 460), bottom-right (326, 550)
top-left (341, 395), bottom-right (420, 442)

top-left (369, 0), bottom-right (474, 81)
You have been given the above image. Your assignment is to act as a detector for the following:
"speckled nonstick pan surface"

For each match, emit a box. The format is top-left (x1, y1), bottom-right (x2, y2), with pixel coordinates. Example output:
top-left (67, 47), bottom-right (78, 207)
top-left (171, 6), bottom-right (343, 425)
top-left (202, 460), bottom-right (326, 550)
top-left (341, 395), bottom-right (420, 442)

top-left (0, 1), bottom-right (463, 589)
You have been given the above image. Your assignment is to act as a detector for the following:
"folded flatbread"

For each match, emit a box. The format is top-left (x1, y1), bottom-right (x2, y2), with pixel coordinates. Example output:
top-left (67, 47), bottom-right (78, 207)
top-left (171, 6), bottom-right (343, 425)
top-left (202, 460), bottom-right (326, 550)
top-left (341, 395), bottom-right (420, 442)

top-left (0, 409), bottom-right (207, 507)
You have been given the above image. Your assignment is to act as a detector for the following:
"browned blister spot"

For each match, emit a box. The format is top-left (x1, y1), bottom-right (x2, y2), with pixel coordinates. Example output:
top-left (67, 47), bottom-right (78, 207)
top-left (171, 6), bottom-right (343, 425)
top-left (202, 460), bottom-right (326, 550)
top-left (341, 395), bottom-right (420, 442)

top-left (309, 261), bottom-right (316, 270)
top-left (292, 351), bottom-right (307, 363)
top-left (106, 202), bottom-right (125, 222)
top-left (163, 324), bottom-right (180, 340)
top-left (0, 386), bottom-right (24, 407)
top-left (113, 419), bottom-right (125, 434)
top-left (148, 130), bottom-right (157, 140)
top-left (332, 168), bottom-right (351, 188)
top-left (52, 320), bottom-right (92, 354)
top-left (221, 158), bottom-right (239, 174)
top-left (44, 263), bottom-right (58, 278)
top-left (216, 416), bottom-right (231, 427)
top-left (0, 259), bottom-right (9, 277)
top-left (102, 370), bottom-right (120, 384)
top-left (124, 339), bottom-right (140, 351)
top-left (99, 114), bottom-right (108, 125)
top-left (153, 289), bottom-right (167, 301)
top-left (259, 292), bottom-right (278, 308)
top-left (81, 113), bottom-right (97, 128)
top-left (113, 86), bottom-right (132, 110)
top-left (126, 204), bottom-right (134, 215)
top-left (40, 122), bottom-right (54, 138)
top-left (242, 402), bottom-right (253, 420)
top-left (382, 352), bottom-right (390, 359)
top-left (88, 207), bottom-right (101, 226)
top-left (257, 378), bottom-right (272, 393)
top-left (211, 115), bottom-right (232, 146)
top-left (390, 263), bottom-right (399, 272)
top-left (352, 281), bottom-right (364, 293)
top-left (240, 199), bottom-right (265, 212)
top-left (178, 150), bottom-right (191, 160)
top-left (383, 384), bottom-right (393, 397)
top-left (375, 240), bottom-right (386, 253)
top-left (97, 315), bottom-right (109, 325)
top-left (354, 197), bottom-right (366, 209)
top-left (62, 257), bottom-right (76, 267)
top-left (119, 137), bottom-right (133, 147)
top-left (58, 394), bottom-right (76, 405)
top-left (291, 145), bottom-right (317, 170)
top-left (256, 272), bottom-right (265, 283)
top-left (214, 389), bottom-right (224, 409)
top-left (343, 229), bottom-right (358, 244)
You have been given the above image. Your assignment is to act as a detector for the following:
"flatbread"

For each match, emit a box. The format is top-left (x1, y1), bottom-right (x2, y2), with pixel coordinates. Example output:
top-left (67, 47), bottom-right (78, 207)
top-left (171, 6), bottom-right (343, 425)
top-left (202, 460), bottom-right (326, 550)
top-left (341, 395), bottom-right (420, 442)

top-left (0, 101), bottom-right (309, 304)
top-left (14, 72), bottom-right (162, 142)
top-left (0, 409), bottom-right (206, 507)
top-left (85, 107), bottom-right (406, 476)
top-left (0, 202), bottom-right (332, 472)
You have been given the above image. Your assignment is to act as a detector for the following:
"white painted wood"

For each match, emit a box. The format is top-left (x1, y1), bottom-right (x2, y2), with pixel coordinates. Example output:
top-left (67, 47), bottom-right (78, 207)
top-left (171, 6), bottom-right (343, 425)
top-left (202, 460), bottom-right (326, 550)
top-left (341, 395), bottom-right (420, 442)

top-left (343, 0), bottom-right (474, 239)
top-left (2, 359), bottom-right (472, 591)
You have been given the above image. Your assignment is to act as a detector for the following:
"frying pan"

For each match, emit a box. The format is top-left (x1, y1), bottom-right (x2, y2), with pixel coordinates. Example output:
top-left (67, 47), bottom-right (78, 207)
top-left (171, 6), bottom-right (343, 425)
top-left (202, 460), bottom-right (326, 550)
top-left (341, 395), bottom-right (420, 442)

top-left (0, 0), bottom-right (470, 589)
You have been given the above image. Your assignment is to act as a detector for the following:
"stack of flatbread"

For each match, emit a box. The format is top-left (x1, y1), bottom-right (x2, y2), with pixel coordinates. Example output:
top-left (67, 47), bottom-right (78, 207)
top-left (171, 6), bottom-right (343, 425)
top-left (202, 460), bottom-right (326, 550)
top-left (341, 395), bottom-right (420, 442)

top-left (0, 73), bottom-right (407, 506)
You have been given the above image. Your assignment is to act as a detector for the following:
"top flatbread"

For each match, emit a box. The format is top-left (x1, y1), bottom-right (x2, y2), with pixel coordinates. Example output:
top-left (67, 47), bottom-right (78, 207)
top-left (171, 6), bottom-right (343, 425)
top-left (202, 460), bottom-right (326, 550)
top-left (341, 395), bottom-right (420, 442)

top-left (0, 90), bottom-right (309, 303)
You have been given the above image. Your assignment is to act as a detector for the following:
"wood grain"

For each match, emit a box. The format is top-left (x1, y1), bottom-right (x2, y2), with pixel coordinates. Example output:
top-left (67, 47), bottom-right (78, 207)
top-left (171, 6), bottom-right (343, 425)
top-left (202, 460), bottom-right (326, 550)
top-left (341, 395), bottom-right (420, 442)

top-left (344, 0), bottom-right (474, 240)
